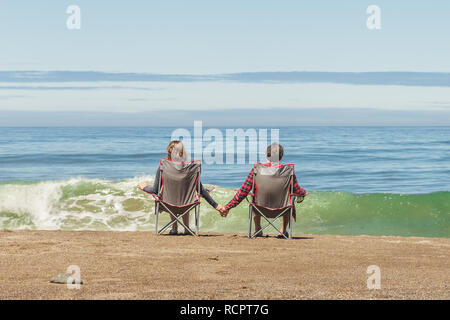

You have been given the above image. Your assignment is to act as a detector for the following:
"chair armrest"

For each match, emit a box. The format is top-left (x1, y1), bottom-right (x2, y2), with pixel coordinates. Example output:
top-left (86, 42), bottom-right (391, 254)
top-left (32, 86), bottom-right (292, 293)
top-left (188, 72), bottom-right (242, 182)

top-left (203, 186), bottom-right (215, 194)
top-left (289, 193), bottom-right (308, 203)
top-left (140, 189), bottom-right (159, 199)
top-left (296, 196), bottom-right (305, 203)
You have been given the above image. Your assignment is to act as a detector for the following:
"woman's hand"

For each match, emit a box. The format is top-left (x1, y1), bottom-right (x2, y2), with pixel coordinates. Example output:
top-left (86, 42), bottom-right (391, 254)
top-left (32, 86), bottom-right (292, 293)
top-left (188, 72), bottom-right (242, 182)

top-left (138, 182), bottom-right (148, 190)
top-left (221, 207), bottom-right (229, 217)
top-left (216, 204), bottom-right (229, 217)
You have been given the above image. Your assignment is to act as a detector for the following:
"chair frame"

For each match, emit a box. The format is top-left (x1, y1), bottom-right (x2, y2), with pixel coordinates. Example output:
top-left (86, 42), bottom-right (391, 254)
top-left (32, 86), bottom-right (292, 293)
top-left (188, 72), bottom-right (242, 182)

top-left (248, 163), bottom-right (296, 239)
top-left (152, 160), bottom-right (201, 236)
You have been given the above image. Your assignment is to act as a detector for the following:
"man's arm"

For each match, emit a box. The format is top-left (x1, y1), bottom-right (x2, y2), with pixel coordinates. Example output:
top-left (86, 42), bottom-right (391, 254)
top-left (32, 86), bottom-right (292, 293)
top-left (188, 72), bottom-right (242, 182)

top-left (225, 168), bottom-right (255, 210)
top-left (292, 173), bottom-right (307, 196)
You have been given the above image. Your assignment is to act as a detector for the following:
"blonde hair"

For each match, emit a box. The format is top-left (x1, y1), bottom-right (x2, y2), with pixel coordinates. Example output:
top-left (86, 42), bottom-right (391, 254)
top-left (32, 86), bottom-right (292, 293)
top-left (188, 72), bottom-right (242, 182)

top-left (167, 140), bottom-right (185, 161)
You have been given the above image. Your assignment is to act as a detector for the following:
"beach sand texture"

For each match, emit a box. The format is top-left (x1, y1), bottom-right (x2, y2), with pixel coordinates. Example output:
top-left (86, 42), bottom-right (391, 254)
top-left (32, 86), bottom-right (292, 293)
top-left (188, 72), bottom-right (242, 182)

top-left (0, 230), bottom-right (448, 300)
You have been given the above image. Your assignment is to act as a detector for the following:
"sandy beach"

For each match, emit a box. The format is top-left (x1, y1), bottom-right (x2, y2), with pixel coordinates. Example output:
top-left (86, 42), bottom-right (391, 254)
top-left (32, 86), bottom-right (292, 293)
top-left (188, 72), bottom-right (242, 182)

top-left (0, 230), bottom-right (448, 300)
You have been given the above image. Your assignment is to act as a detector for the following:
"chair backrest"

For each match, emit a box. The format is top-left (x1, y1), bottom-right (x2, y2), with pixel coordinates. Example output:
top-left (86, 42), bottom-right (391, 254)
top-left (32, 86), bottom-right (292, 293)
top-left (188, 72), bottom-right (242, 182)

top-left (253, 162), bottom-right (294, 209)
top-left (159, 159), bottom-right (201, 206)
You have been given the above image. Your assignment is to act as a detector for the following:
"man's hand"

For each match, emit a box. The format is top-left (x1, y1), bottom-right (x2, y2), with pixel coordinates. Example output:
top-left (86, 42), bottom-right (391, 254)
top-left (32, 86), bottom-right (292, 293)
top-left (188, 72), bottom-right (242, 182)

top-left (138, 182), bottom-right (148, 190)
top-left (215, 205), bottom-right (227, 217)
top-left (221, 208), bottom-right (229, 217)
top-left (217, 205), bottom-right (229, 217)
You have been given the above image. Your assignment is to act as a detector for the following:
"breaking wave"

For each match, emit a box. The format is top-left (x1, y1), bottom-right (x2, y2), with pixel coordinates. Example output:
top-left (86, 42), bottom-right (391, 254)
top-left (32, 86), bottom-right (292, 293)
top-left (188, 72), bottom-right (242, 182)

top-left (0, 177), bottom-right (448, 238)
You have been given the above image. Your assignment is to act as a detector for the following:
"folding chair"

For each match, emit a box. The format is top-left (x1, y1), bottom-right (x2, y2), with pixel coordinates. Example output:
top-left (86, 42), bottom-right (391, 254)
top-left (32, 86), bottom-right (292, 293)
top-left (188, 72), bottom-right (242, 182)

top-left (152, 158), bottom-right (202, 236)
top-left (248, 162), bottom-right (296, 239)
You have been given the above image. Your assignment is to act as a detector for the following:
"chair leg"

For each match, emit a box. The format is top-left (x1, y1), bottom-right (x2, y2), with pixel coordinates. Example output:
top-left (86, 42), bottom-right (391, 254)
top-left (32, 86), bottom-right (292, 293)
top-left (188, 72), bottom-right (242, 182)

top-left (289, 209), bottom-right (293, 239)
top-left (159, 203), bottom-right (195, 235)
top-left (195, 205), bottom-right (199, 236)
top-left (248, 206), bottom-right (252, 238)
top-left (155, 202), bottom-right (159, 235)
top-left (155, 203), bottom-right (200, 236)
top-left (159, 217), bottom-right (178, 234)
top-left (253, 207), bottom-right (289, 239)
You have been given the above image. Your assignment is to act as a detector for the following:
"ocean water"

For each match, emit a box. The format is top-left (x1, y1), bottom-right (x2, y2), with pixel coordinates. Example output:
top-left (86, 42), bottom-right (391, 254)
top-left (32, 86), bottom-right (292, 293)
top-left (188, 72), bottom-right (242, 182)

top-left (0, 126), bottom-right (449, 237)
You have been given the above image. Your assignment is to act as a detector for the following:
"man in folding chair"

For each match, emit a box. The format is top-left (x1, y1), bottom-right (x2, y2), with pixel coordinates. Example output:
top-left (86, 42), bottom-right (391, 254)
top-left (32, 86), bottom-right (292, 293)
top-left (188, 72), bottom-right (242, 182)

top-left (221, 143), bottom-right (307, 239)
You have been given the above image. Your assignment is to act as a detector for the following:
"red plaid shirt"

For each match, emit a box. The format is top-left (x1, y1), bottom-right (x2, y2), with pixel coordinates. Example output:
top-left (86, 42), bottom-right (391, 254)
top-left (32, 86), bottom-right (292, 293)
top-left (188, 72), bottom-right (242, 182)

top-left (225, 164), bottom-right (307, 210)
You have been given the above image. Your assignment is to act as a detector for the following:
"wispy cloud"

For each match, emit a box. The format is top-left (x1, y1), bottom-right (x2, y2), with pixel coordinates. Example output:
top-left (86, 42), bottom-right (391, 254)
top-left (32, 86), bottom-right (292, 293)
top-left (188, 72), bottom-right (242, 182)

top-left (1, 108), bottom-right (449, 126)
top-left (1, 71), bottom-right (449, 87)
top-left (0, 94), bottom-right (30, 100)
top-left (0, 85), bottom-right (159, 91)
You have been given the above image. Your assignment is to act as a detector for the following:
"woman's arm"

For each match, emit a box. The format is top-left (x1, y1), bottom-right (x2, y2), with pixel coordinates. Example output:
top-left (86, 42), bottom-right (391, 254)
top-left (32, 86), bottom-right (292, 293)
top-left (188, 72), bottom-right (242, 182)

top-left (139, 170), bottom-right (161, 195)
top-left (199, 182), bottom-right (218, 209)
top-left (139, 171), bottom-right (222, 211)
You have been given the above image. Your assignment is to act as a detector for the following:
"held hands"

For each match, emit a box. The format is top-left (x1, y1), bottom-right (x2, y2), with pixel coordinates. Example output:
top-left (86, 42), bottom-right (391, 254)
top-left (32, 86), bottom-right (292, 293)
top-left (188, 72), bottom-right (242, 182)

top-left (220, 207), bottom-right (229, 217)
top-left (216, 204), bottom-right (229, 217)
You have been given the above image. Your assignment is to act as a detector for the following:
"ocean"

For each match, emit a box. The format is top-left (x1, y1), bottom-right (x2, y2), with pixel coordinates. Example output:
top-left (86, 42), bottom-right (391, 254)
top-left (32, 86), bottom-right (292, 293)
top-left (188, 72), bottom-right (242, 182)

top-left (0, 126), bottom-right (449, 237)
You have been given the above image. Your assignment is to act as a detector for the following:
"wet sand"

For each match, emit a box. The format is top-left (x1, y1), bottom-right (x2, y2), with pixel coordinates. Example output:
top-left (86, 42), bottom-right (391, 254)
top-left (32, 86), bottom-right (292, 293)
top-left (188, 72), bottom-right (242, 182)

top-left (0, 230), bottom-right (448, 300)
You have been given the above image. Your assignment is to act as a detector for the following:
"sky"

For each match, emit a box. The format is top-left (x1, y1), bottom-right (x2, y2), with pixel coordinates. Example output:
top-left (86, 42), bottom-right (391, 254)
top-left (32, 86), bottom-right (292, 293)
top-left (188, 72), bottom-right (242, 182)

top-left (0, 0), bottom-right (449, 125)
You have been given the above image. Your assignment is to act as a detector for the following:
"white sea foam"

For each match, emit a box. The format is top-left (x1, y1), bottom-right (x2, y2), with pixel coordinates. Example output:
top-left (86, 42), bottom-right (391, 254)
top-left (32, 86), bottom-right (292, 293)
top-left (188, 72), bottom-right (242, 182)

top-left (0, 178), bottom-right (448, 237)
top-left (0, 176), bottom-right (157, 231)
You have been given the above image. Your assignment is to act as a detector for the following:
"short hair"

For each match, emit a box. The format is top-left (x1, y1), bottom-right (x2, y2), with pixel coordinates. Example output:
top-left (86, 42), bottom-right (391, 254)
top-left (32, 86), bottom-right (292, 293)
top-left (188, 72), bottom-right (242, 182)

top-left (266, 143), bottom-right (284, 162)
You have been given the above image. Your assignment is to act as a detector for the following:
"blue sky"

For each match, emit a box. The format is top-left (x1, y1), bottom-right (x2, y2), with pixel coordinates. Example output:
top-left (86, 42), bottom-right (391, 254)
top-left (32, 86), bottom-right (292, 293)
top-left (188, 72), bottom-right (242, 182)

top-left (0, 0), bottom-right (449, 125)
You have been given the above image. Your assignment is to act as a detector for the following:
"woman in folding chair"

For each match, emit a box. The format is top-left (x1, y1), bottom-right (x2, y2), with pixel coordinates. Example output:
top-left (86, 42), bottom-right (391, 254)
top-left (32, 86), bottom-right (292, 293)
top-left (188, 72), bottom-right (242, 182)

top-left (138, 140), bottom-right (224, 235)
top-left (221, 143), bottom-right (307, 239)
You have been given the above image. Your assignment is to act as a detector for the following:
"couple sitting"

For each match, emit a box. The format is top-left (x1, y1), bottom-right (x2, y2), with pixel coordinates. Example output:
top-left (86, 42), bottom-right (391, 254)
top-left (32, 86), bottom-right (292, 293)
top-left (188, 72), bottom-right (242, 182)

top-left (138, 140), bottom-right (306, 237)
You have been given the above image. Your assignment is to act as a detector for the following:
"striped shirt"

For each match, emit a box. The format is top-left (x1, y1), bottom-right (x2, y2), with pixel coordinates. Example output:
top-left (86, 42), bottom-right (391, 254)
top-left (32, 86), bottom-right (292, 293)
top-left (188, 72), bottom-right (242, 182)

top-left (225, 164), bottom-right (307, 210)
